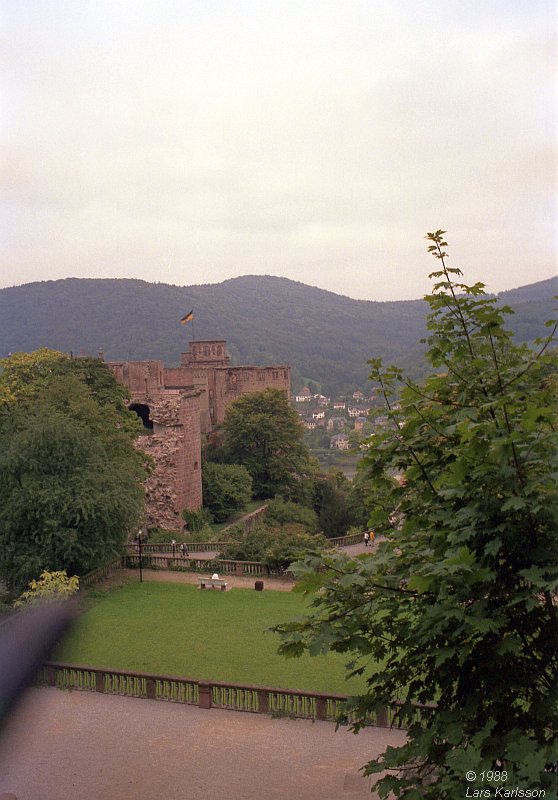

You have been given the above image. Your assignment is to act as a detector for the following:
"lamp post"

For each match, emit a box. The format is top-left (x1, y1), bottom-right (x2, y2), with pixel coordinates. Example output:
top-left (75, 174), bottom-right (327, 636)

top-left (137, 530), bottom-right (144, 583)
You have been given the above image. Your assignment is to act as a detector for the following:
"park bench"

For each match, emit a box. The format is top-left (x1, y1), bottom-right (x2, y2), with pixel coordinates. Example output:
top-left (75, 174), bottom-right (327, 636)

top-left (198, 576), bottom-right (228, 591)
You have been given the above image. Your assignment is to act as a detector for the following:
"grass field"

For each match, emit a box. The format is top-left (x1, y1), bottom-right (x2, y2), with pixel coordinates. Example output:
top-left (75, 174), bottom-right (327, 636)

top-left (54, 582), bottom-right (370, 694)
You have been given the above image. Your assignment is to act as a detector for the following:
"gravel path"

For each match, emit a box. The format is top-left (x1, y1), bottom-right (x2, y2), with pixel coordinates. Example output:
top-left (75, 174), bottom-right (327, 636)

top-left (116, 568), bottom-right (298, 592)
top-left (0, 687), bottom-right (406, 800)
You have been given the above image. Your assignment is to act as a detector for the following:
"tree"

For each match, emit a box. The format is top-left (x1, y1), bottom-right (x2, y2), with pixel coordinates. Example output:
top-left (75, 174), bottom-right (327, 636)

top-left (13, 570), bottom-right (79, 607)
top-left (222, 522), bottom-right (328, 572)
top-left (264, 497), bottom-right (319, 533)
top-left (313, 472), bottom-right (359, 538)
top-left (0, 348), bottom-right (69, 408)
top-left (220, 388), bottom-right (312, 498)
top-left (0, 352), bottom-right (148, 594)
top-left (202, 462), bottom-right (253, 523)
top-left (0, 350), bottom-right (141, 438)
top-left (275, 232), bottom-right (558, 798)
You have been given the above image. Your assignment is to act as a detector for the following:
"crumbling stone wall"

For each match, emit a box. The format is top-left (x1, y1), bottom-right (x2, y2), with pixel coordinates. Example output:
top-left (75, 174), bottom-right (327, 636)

top-left (133, 390), bottom-right (202, 531)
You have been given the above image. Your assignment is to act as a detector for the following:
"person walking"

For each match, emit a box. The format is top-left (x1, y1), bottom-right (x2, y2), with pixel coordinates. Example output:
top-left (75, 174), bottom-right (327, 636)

top-left (364, 529), bottom-right (375, 547)
top-left (180, 542), bottom-right (189, 558)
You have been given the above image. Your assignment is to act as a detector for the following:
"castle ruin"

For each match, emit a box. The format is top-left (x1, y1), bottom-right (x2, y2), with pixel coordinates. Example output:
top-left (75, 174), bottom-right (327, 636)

top-left (109, 341), bottom-right (290, 530)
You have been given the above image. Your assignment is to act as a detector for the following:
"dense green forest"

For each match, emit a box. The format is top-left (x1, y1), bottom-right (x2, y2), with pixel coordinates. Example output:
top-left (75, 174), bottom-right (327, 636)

top-left (0, 275), bottom-right (555, 395)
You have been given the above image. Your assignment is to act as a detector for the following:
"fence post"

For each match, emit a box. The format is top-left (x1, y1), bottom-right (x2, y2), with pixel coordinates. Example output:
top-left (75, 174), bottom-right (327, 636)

top-left (198, 682), bottom-right (212, 709)
top-left (376, 706), bottom-right (388, 727)
top-left (235, 562), bottom-right (244, 577)
top-left (47, 665), bottom-right (57, 687)
top-left (316, 696), bottom-right (327, 721)
top-left (146, 677), bottom-right (156, 700)
top-left (95, 671), bottom-right (105, 693)
top-left (257, 689), bottom-right (269, 714)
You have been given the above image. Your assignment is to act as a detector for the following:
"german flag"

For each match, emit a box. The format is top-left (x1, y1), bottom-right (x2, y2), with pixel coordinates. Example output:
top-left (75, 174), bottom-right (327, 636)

top-left (180, 309), bottom-right (194, 324)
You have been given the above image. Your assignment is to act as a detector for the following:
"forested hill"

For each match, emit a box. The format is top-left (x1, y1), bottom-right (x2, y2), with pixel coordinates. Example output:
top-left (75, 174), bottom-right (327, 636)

top-left (0, 275), bottom-right (555, 395)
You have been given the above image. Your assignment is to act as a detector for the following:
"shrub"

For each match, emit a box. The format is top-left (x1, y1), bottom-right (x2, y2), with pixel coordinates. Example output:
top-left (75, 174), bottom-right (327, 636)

top-left (222, 523), bottom-right (328, 572)
top-left (202, 462), bottom-right (253, 522)
top-left (264, 498), bottom-right (319, 533)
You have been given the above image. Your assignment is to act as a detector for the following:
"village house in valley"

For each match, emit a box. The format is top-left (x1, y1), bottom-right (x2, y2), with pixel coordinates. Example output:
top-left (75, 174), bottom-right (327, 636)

top-left (330, 432), bottom-right (350, 450)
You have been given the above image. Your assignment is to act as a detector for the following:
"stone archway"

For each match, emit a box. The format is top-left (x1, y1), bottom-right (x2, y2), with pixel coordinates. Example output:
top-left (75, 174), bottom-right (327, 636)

top-left (129, 402), bottom-right (153, 431)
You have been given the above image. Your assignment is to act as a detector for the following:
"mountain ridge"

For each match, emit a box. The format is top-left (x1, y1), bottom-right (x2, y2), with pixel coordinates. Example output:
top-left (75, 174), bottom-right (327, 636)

top-left (1, 275), bottom-right (555, 394)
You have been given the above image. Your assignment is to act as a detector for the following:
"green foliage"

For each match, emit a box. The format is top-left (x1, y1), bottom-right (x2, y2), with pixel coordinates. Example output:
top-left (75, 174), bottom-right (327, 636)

top-left (264, 498), bottom-right (319, 533)
top-left (201, 461), bottom-right (253, 522)
top-left (180, 508), bottom-right (213, 541)
top-left (220, 388), bottom-right (312, 499)
top-left (346, 468), bottom-right (387, 530)
top-left (0, 350), bottom-right (142, 437)
top-left (147, 528), bottom-right (188, 543)
top-left (314, 472), bottom-right (361, 538)
top-left (221, 523), bottom-right (328, 572)
top-left (274, 232), bottom-right (558, 798)
top-left (0, 348), bottom-right (68, 411)
top-left (13, 570), bottom-right (79, 607)
top-left (0, 351), bottom-right (148, 594)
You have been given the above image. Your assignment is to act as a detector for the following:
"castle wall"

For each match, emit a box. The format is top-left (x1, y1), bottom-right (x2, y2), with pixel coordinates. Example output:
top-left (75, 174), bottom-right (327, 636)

top-left (213, 366), bottom-right (291, 425)
top-left (163, 366), bottom-right (194, 388)
top-left (110, 360), bottom-right (165, 396)
top-left (162, 365), bottom-right (212, 433)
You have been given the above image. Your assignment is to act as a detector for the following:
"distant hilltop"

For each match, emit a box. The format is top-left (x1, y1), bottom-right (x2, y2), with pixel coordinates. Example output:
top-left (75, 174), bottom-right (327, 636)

top-left (0, 274), bottom-right (556, 396)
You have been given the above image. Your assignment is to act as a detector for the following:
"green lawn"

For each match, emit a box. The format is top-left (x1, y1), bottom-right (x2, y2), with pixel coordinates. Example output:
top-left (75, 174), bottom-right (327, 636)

top-left (54, 582), bottom-right (369, 695)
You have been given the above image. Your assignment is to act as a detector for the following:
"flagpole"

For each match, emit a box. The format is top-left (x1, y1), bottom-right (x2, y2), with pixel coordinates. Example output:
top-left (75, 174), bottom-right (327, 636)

top-left (180, 309), bottom-right (195, 341)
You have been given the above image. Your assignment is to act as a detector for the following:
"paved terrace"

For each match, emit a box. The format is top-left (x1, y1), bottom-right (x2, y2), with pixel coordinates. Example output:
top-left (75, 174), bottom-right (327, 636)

top-left (0, 687), bottom-right (406, 800)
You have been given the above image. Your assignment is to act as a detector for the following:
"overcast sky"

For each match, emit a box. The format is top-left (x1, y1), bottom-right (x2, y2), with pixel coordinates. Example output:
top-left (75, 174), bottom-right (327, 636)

top-left (2, 1), bottom-right (556, 301)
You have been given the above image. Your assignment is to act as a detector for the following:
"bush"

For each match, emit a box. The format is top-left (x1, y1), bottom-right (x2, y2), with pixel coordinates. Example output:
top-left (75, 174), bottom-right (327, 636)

top-left (264, 498), bottom-right (319, 533)
top-left (146, 528), bottom-right (188, 544)
top-left (221, 523), bottom-right (328, 572)
top-left (181, 507), bottom-right (214, 532)
top-left (202, 462), bottom-right (253, 523)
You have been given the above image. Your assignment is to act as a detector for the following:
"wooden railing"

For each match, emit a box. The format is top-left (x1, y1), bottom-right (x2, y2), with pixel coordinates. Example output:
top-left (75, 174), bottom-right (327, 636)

top-left (127, 529), bottom-right (364, 560)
